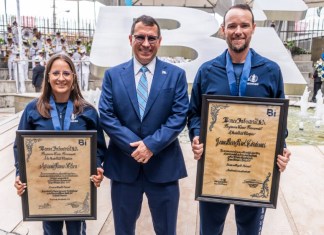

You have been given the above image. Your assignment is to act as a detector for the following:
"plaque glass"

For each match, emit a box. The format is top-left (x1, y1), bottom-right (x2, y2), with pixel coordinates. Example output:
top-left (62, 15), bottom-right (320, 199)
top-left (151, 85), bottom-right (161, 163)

top-left (16, 130), bottom-right (97, 221)
top-left (195, 95), bottom-right (289, 208)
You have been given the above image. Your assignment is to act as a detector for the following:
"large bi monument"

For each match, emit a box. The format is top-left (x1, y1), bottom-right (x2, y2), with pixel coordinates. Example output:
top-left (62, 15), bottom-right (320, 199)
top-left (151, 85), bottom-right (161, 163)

top-left (90, 0), bottom-right (308, 95)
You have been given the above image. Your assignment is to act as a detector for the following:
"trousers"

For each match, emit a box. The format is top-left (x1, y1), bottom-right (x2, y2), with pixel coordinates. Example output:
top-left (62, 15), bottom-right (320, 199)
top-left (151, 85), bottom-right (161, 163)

top-left (199, 202), bottom-right (266, 235)
top-left (43, 220), bottom-right (86, 235)
top-left (111, 168), bottom-right (180, 235)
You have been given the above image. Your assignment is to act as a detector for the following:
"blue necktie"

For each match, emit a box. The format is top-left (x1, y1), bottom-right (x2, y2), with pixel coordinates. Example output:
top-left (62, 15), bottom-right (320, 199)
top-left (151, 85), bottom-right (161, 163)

top-left (137, 66), bottom-right (148, 120)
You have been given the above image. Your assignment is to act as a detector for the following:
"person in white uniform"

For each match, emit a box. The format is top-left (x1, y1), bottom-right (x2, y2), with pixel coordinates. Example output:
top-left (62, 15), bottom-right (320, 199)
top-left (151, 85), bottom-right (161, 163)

top-left (4, 34), bottom-right (17, 80)
top-left (13, 52), bottom-right (26, 93)
top-left (22, 39), bottom-right (30, 80)
top-left (30, 39), bottom-right (39, 68)
top-left (79, 49), bottom-right (90, 91)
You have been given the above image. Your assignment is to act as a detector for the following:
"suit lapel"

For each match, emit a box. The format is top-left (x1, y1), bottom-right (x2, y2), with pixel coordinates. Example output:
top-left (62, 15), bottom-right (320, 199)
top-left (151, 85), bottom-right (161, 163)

top-left (143, 59), bottom-right (168, 119)
top-left (120, 60), bottom-right (141, 119)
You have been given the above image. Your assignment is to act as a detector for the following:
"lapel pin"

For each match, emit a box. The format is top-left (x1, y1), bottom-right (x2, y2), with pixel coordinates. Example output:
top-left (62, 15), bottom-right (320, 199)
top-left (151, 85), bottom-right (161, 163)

top-left (162, 70), bottom-right (167, 74)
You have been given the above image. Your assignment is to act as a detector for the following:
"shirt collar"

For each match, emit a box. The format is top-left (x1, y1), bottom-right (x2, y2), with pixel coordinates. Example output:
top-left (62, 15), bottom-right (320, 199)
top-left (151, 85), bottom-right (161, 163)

top-left (133, 57), bottom-right (156, 75)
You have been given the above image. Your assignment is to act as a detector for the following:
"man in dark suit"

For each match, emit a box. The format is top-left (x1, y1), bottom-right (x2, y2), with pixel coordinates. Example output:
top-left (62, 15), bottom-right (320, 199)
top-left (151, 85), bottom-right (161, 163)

top-left (99, 15), bottom-right (189, 235)
top-left (32, 57), bottom-right (45, 92)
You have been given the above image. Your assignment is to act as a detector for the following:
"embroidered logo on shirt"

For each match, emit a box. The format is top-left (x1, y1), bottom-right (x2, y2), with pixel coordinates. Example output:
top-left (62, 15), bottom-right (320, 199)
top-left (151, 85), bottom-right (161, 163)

top-left (247, 74), bottom-right (259, 86)
top-left (70, 113), bottom-right (78, 123)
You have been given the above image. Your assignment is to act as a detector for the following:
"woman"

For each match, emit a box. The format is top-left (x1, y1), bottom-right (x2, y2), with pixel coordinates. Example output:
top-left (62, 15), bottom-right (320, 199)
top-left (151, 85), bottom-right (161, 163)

top-left (13, 54), bottom-right (107, 235)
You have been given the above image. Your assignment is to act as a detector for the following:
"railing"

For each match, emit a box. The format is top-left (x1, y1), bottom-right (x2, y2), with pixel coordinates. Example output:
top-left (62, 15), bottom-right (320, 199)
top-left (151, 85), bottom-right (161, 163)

top-left (0, 14), bottom-right (95, 45)
top-left (2, 15), bottom-right (324, 59)
top-left (277, 19), bottom-right (324, 53)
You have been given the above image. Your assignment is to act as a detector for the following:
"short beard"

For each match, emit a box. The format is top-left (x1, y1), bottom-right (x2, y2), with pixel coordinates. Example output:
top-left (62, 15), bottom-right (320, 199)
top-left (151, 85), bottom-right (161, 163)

top-left (229, 43), bottom-right (248, 53)
top-left (226, 37), bottom-right (249, 53)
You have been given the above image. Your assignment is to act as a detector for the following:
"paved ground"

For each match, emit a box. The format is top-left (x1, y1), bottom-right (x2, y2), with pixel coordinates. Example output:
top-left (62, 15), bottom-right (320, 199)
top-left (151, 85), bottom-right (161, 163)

top-left (0, 109), bottom-right (323, 235)
top-left (0, 108), bottom-right (15, 122)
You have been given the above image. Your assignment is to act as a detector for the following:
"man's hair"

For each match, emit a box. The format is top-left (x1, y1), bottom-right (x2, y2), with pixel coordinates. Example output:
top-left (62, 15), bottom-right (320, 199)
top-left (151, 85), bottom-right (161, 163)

top-left (130, 15), bottom-right (161, 37)
top-left (223, 4), bottom-right (254, 25)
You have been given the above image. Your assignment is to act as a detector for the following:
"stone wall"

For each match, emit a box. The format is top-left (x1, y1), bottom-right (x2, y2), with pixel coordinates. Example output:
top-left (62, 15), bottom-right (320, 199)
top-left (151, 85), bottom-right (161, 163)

top-left (0, 95), bottom-right (15, 108)
top-left (0, 80), bottom-right (35, 93)
top-left (14, 94), bottom-right (39, 113)
top-left (0, 69), bottom-right (9, 80)
top-left (0, 68), bottom-right (32, 81)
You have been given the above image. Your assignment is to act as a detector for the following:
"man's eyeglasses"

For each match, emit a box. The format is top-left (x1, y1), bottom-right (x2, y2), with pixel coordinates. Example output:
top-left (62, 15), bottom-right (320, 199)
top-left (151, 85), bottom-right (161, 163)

top-left (49, 70), bottom-right (74, 79)
top-left (132, 34), bottom-right (159, 44)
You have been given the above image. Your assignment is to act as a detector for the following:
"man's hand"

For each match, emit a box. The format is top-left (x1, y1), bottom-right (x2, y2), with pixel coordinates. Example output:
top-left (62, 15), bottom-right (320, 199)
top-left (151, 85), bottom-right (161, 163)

top-left (277, 148), bottom-right (291, 172)
top-left (192, 136), bottom-right (204, 160)
top-left (90, 168), bottom-right (104, 188)
top-left (130, 141), bottom-right (153, 164)
top-left (14, 176), bottom-right (26, 196)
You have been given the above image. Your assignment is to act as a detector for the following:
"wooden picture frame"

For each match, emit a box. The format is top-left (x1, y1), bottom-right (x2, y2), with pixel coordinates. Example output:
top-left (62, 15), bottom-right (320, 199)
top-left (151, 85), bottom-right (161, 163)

top-left (16, 130), bottom-right (97, 221)
top-left (195, 95), bottom-right (289, 208)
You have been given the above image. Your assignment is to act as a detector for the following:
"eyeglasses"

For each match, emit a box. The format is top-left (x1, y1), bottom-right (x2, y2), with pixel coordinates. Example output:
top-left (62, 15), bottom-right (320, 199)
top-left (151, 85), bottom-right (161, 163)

top-left (49, 70), bottom-right (74, 79)
top-left (132, 34), bottom-right (159, 44)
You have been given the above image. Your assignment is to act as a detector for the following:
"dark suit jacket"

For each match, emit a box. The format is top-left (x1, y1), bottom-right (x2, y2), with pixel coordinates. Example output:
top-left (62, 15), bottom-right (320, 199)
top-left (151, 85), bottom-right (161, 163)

top-left (313, 69), bottom-right (323, 83)
top-left (99, 58), bottom-right (189, 183)
top-left (32, 64), bottom-right (45, 87)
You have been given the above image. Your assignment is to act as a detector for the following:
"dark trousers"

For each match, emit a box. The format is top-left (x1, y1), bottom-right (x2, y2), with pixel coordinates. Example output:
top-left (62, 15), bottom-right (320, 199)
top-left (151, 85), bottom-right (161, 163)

top-left (199, 202), bottom-right (266, 235)
top-left (35, 86), bottom-right (41, 92)
top-left (111, 170), bottom-right (180, 235)
top-left (312, 81), bottom-right (323, 101)
top-left (43, 220), bottom-right (86, 235)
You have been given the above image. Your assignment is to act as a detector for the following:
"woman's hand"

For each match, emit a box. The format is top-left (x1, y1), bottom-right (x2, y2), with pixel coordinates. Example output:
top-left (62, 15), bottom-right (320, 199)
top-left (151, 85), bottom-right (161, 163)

top-left (277, 148), bottom-right (292, 172)
top-left (14, 176), bottom-right (27, 196)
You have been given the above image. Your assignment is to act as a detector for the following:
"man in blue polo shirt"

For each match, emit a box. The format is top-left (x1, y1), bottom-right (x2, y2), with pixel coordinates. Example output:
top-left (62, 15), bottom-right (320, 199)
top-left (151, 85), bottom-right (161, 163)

top-left (187, 4), bottom-right (292, 235)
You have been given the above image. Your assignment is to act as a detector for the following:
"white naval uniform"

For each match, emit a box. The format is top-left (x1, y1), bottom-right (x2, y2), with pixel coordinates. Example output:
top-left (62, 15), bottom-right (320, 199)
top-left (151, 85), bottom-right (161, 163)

top-left (80, 54), bottom-right (90, 91)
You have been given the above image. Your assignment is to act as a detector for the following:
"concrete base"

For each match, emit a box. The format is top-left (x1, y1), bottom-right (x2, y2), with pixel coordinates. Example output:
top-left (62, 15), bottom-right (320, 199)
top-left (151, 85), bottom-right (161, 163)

top-left (0, 68), bottom-right (32, 81)
top-left (284, 83), bottom-right (307, 96)
top-left (0, 94), bottom-right (16, 108)
top-left (0, 80), bottom-right (35, 93)
top-left (0, 93), bottom-right (40, 110)
top-left (294, 60), bottom-right (313, 73)
top-left (14, 93), bottom-right (40, 113)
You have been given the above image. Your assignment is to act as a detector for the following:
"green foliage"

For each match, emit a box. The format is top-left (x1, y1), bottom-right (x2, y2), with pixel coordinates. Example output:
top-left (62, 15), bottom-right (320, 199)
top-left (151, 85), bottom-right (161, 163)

top-left (0, 38), bottom-right (4, 45)
top-left (85, 40), bottom-right (92, 54)
top-left (285, 41), bottom-right (309, 56)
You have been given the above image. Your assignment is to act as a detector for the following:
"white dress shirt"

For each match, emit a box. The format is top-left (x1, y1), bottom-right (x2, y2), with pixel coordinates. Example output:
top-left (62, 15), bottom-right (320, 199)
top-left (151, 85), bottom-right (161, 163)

top-left (133, 57), bottom-right (156, 95)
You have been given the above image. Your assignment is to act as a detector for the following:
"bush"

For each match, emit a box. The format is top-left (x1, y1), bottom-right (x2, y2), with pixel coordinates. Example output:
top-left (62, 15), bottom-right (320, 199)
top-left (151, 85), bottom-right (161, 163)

top-left (285, 41), bottom-right (309, 56)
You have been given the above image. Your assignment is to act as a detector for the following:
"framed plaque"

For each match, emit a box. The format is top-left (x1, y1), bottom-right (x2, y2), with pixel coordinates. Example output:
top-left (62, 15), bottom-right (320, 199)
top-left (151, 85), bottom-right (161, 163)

top-left (16, 130), bottom-right (97, 221)
top-left (195, 95), bottom-right (289, 208)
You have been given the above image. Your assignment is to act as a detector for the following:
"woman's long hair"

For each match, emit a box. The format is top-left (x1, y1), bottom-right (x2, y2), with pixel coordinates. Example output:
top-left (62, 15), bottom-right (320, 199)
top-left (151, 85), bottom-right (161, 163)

top-left (37, 53), bottom-right (91, 118)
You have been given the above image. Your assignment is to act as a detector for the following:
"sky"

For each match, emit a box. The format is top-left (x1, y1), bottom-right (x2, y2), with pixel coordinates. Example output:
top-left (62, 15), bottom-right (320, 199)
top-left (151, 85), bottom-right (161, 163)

top-left (0, 0), bottom-right (105, 21)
